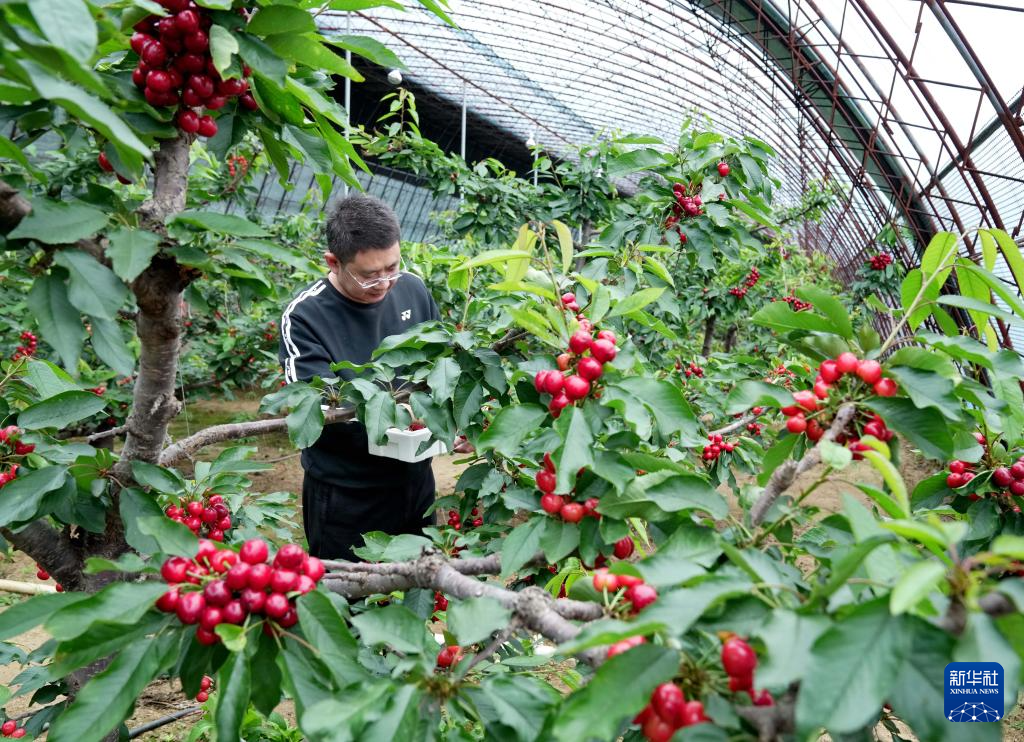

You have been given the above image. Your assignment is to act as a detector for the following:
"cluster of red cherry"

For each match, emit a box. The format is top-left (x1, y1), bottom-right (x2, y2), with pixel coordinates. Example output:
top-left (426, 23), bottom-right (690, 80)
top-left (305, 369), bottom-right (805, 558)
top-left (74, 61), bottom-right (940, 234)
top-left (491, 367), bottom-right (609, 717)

top-left (128, 0), bottom-right (257, 139)
top-left (0, 426), bottom-right (34, 488)
top-left (446, 505), bottom-right (483, 531)
top-left (164, 494), bottom-right (233, 541)
top-left (195, 674), bottom-right (214, 704)
top-left (10, 331), bottom-right (37, 361)
top-left (432, 591), bottom-right (448, 616)
top-left (33, 563), bottom-right (64, 593)
top-left (0, 720), bottom-right (26, 738)
top-left (537, 453), bottom-right (600, 523)
top-left (868, 252), bottom-right (894, 270)
top-left (702, 433), bottom-right (738, 462)
top-left (436, 644), bottom-right (463, 669)
top-left (679, 360), bottom-right (704, 379)
top-left (721, 634), bottom-right (773, 705)
top-left (533, 323), bottom-right (617, 419)
top-left (592, 569), bottom-right (658, 614)
top-left (772, 295), bottom-right (812, 312)
top-left (635, 683), bottom-right (710, 741)
top-left (729, 266), bottom-right (760, 298)
top-left (156, 539), bottom-right (324, 645)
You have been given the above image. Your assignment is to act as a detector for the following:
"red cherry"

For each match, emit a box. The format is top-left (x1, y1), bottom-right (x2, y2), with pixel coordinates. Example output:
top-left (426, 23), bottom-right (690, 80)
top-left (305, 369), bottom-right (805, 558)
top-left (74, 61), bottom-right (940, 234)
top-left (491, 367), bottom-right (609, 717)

top-left (270, 569), bottom-right (299, 594)
top-left (1010, 462), bottom-right (1024, 480)
top-left (239, 93), bottom-right (258, 111)
top-left (196, 690), bottom-right (210, 702)
top-left (218, 78), bottom-right (245, 97)
top-left (296, 575), bottom-right (316, 594)
top-left (141, 40), bottom-right (167, 67)
top-left (274, 544), bottom-right (306, 570)
top-left (205, 95), bottom-right (228, 111)
top-left (835, 352), bottom-right (859, 374)
top-left (577, 357), bottom-right (603, 381)
top-left (217, 516), bottom-right (232, 531)
top-left (613, 536), bottom-right (634, 559)
top-left (161, 556), bottom-right (190, 583)
top-left (652, 682), bottom-right (685, 724)
top-left (247, 563), bottom-right (272, 591)
top-left (199, 605), bottom-right (224, 630)
top-left (625, 583), bottom-right (658, 611)
top-left (239, 539), bottom-right (269, 564)
top-left (751, 689), bottom-right (774, 706)
top-left (156, 588), bottom-right (180, 613)
top-left (225, 562), bottom-right (251, 590)
top-left (792, 390), bottom-right (818, 412)
top-left (543, 452), bottom-right (556, 473)
top-left (2, 720), bottom-right (17, 736)
top-left (176, 52), bottom-right (207, 73)
top-left (197, 115), bottom-right (218, 138)
top-left (560, 502), bottom-right (585, 523)
top-left (568, 330), bottom-right (592, 355)
top-left (278, 608), bottom-right (299, 628)
top-left (264, 593), bottom-right (290, 619)
top-left (813, 379), bottom-right (830, 400)
top-left (873, 378), bottom-right (898, 397)
top-left (542, 370), bottom-right (564, 396)
top-left (596, 330), bottom-right (617, 344)
top-left (202, 579), bottom-right (232, 607)
top-left (240, 588), bottom-right (266, 614)
top-left (175, 591), bottom-right (205, 624)
top-left (130, 32), bottom-right (154, 54)
top-left (717, 161), bottom-right (730, 177)
top-left (729, 673), bottom-right (753, 692)
top-left (563, 375), bottom-right (590, 401)
top-left (548, 393), bottom-right (570, 417)
top-left (97, 152), bottom-right (114, 172)
top-left (156, 16), bottom-right (180, 38)
top-left (819, 360), bottom-right (840, 384)
top-left (642, 713), bottom-right (674, 742)
top-left (10, 728), bottom-right (25, 739)
top-left (184, 30), bottom-right (209, 52)
top-left (187, 74), bottom-right (214, 98)
top-left (222, 600), bottom-right (247, 624)
top-left (304, 556), bottom-right (325, 581)
top-left (195, 626), bottom-right (219, 645)
top-left (856, 360), bottom-right (883, 384)
top-left (786, 415), bottom-right (807, 434)
top-left (175, 9), bottom-right (200, 33)
top-left (1011, 480), bottom-right (1024, 496)
top-left (540, 493), bottom-right (564, 514)
top-left (592, 568), bottom-right (618, 592)
top-left (590, 339), bottom-right (617, 363)
top-left (721, 636), bottom-right (757, 676)
top-left (536, 470), bottom-right (556, 493)
top-left (993, 468), bottom-right (1013, 487)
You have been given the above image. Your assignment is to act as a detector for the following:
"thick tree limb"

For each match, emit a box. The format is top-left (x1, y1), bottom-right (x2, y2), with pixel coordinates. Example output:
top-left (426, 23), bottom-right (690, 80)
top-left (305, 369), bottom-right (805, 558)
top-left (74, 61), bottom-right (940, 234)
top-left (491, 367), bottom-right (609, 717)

top-left (0, 180), bottom-right (31, 234)
top-left (749, 404), bottom-right (856, 526)
top-left (0, 521), bottom-right (81, 587)
top-left (323, 552), bottom-right (606, 665)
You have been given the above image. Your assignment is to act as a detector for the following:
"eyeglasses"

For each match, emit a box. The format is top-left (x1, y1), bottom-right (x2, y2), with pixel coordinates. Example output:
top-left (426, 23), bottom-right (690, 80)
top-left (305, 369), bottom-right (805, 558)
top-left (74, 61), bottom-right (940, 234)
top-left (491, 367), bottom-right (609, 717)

top-left (343, 262), bottom-right (404, 289)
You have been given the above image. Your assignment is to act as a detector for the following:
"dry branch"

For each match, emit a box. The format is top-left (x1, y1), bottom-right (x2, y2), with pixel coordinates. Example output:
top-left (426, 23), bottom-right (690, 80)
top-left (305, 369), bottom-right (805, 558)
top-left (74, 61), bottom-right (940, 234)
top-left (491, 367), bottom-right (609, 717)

top-left (749, 403), bottom-right (856, 526)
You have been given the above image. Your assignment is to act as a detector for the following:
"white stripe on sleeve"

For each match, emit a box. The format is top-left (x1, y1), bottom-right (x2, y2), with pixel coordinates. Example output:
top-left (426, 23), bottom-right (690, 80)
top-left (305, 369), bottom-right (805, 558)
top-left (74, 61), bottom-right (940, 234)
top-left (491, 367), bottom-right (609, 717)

top-left (281, 280), bottom-right (327, 383)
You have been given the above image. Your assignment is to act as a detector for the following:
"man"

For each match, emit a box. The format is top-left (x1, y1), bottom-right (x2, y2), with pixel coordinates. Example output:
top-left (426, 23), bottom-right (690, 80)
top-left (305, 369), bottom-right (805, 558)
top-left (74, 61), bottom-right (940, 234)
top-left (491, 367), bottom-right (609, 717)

top-left (279, 194), bottom-right (440, 561)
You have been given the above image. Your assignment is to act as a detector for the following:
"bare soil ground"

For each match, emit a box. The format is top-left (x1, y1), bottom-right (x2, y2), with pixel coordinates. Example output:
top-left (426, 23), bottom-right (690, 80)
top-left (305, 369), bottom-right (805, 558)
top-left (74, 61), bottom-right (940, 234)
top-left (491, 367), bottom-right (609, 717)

top-left (1, 395), bottom-right (1019, 739)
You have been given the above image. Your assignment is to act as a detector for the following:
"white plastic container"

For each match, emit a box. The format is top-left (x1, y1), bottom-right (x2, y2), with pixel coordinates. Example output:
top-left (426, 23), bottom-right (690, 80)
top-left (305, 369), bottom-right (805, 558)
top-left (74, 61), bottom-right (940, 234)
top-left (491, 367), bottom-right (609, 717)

top-left (367, 426), bottom-right (448, 463)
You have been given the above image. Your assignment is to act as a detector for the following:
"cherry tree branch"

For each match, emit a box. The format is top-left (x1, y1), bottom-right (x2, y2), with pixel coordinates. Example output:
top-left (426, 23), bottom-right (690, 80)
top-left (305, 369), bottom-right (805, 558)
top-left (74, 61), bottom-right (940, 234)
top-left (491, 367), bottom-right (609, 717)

top-left (322, 551), bottom-right (607, 665)
top-left (750, 403), bottom-right (856, 526)
top-left (709, 413), bottom-right (756, 437)
top-left (0, 521), bottom-right (81, 587)
top-left (0, 180), bottom-right (31, 234)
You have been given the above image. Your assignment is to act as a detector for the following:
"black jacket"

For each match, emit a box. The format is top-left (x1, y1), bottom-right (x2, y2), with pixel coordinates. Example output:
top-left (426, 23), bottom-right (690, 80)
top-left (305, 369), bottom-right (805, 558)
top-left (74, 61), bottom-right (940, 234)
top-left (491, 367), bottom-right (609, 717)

top-left (279, 273), bottom-right (440, 487)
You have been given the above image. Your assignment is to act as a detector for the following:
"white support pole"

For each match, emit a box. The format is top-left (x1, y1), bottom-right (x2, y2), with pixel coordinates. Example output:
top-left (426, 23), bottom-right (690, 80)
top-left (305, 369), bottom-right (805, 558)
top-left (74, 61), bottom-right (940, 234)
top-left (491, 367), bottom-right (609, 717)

top-left (344, 13), bottom-right (352, 195)
top-left (460, 80), bottom-right (467, 162)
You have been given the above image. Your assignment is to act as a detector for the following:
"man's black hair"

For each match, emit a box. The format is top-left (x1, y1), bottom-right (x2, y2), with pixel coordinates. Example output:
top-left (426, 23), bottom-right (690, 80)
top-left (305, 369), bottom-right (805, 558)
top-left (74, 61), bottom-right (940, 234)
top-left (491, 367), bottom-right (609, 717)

top-left (325, 194), bottom-right (401, 263)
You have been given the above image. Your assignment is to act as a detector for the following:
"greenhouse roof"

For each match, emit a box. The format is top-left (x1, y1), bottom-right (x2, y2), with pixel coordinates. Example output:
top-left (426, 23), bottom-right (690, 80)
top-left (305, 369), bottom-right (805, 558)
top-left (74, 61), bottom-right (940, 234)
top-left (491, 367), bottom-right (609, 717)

top-left (320, 0), bottom-right (1024, 345)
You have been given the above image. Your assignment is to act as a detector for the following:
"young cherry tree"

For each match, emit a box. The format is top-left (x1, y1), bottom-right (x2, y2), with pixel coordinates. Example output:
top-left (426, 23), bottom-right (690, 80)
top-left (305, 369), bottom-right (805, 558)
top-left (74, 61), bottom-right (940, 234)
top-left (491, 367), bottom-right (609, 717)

top-left (2, 0), bottom-right (1024, 740)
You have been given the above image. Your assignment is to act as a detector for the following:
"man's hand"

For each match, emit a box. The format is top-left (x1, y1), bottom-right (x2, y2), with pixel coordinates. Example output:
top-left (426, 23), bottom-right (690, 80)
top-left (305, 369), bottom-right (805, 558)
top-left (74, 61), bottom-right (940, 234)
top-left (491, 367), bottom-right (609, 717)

top-left (452, 435), bottom-right (475, 454)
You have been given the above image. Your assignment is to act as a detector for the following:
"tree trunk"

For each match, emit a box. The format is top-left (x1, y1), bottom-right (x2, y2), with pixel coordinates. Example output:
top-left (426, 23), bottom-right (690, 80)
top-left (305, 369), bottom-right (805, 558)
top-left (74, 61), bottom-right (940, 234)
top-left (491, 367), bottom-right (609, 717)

top-left (701, 314), bottom-right (717, 357)
top-left (724, 325), bottom-right (738, 352)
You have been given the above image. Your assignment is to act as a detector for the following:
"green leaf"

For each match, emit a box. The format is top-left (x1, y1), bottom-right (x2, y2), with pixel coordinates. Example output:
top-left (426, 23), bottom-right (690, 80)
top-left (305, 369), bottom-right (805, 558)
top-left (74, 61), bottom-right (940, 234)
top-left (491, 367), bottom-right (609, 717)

top-left (607, 287), bottom-right (665, 318)
top-left (539, 518), bottom-right (580, 563)
top-left (859, 450), bottom-right (910, 517)
top-left (794, 287), bottom-right (852, 339)
top-left (465, 674), bottom-right (558, 742)
top-left (613, 377), bottom-right (701, 445)
top-left (209, 24), bottom-right (240, 76)
top-left (119, 488), bottom-right (197, 557)
top-left (955, 613), bottom-right (1021, 714)
top-left (284, 386), bottom-right (325, 450)
top-left (447, 597), bottom-right (513, 646)
top-left (920, 231), bottom-right (958, 279)
top-left (752, 611), bottom-right (830, 689)
top-left (131, 461), bottom-right (186, 494)
top-left (349, 604), bottom-right (429, 654)
top-left (18, 390), bottom-right (106, 430)
top-left (9, 198), bottom-right (108, 244)
top-left (890, 560), bottom-right (946, 614)
top-left (555, 407), bottom-right (594, 493)
top-left (551, 644), bottom-right (679, 741)
top-left (552, 219), bottom-right (574, 273)
top-left (51, 250), bottom-right (127, 320)
top-left (992, 535), bottom-right (1024, 559)
top-left (751, 301), bottom-right (835, 334)
top-left (599, 470), bottom-right (726, 521)
top-left (215, 649), bottom-right (251, 742)
top-left (363, 390), bottom-right (397, 446)
top-left (426, 357), bottom-right (461, 405)
top-left (885, 366), bottom-right (961, 420)
top-left (47, 632), bottom-right (175, 742)
top-left (477, 404), bottom-right (547, 458)
top-left (263, 33), bottom-right (363, 80)
top-left (500, 516), bottom-right (544, 579)
top-left (46, 582), bottom-right (167, 641)
top-left (725, 380), bottom-right (793, 415)
top-left (988, 228), bottom-right (1024, 295)
top-left (863, 398), bottom-right (955, 461)
top-left (247, 6), bottom-right (317, 36)
top-left (450, 249), bottom-right (537, 273)
top-left (795, 599), bottom-right (911, 735)
top-left (249, 632), bottom-right (284, 716)
top-left (27, 0), bottom-right (96, 61)
top-left (89, 316), bottom-right (135, 377)
top-left (296, 591), bottom-right (364, 686)
top-left (323, 34), bottom-right (406, 70)
top-left (605, 148), bottom-right (668, 177)
top-left (0, 591), bottom-right (89, 642)
top-left (0, 466), bottom-right (68, 527)
top-left (938, 294), bottom-right (1024, 328)
top-left (168, 210), bottom-right (268, 237)
top-left (900, 269), bottom-right (933, 331)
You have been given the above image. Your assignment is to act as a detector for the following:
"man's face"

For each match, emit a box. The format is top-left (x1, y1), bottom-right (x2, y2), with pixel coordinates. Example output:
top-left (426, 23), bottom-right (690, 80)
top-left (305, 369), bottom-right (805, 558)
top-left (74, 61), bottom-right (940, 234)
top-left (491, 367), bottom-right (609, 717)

top-left (326, 243), bottom-right (402, 304)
